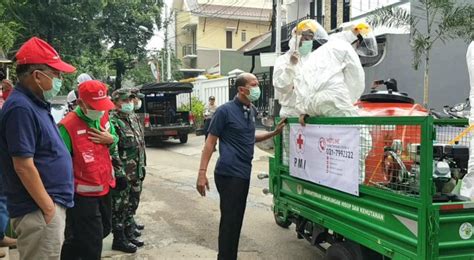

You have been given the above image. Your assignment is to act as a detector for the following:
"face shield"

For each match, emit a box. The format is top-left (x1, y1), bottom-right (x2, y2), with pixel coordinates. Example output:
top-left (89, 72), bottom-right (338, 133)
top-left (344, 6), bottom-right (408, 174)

top-left (353, 23), bottom-right (378, 57)
top-left (296, 19), bottom-right (329, 45)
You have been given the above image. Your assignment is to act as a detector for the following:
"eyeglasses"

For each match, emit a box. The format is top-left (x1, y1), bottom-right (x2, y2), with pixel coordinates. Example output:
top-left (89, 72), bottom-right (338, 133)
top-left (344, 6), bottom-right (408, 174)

top-left (35, 69), bottom-right (63, 79)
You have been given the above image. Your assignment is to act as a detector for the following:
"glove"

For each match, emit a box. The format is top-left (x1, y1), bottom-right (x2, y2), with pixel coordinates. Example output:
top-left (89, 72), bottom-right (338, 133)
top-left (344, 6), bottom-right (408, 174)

top-left (114, 176), bottom-right (128, 191)
top-left (290, 51), bottom-right (300, 65)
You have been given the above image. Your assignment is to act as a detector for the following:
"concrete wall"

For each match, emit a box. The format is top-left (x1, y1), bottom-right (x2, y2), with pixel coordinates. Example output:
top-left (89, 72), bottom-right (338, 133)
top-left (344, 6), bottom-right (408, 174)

top-left (177, 76), bottom-right (235, 109)
top-left (196, 49), bottom-right (219, 70)
top-left (364, 34), bottom-right (470, 111)
top-left (175, 11), bottom-right (196, 59)
top-left (196, 17), bottom-right (270, 50)
top-left (286, 0), bottom-right (312, 23)
top-left (323, 0), bottom-right (344, 31)
top-left (219, 50), bottom-right (267, 75)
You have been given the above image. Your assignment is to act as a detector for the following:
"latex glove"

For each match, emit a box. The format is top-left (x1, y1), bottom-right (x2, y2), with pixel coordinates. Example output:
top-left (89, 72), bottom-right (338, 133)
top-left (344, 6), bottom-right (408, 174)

top-left (290, 51), bottom-right (300, 65)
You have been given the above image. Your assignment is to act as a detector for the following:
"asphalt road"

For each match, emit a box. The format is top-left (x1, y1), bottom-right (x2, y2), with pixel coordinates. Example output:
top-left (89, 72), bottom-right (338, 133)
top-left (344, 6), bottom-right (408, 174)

top-left (11, 133), bottom-right (324, 260)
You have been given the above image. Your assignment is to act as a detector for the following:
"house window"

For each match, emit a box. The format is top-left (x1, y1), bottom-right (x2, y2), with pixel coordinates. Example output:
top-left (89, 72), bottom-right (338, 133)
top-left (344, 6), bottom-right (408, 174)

top-left (226, 31), bottom-right (233, 49)
top-left (241, 31), bottom-right (247, 42)
top-left (331, 0), bottom-right (337, 29)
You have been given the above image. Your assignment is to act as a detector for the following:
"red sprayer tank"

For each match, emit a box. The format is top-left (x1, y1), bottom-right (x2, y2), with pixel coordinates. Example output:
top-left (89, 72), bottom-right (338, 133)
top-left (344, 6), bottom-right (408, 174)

top-left (355, 79), bottom-right (428, 184)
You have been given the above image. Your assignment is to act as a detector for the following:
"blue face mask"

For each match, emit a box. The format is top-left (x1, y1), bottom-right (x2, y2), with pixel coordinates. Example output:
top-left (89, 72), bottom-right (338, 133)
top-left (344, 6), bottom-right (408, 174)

top-left (37, 71), bottom-right (62, 101)
top-left (246, 86), bottom-right (261, 102)
top-left (120, 102), bottom-right (134, 113)
top-left (299, 40), bottom-right (313, 56)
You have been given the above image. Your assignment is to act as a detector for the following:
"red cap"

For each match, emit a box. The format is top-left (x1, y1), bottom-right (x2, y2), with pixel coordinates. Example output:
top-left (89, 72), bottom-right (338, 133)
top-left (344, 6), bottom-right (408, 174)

top-left (78, 80), bottom-right (115, 111)
top-left (15, 37), bottom-right (76, 73)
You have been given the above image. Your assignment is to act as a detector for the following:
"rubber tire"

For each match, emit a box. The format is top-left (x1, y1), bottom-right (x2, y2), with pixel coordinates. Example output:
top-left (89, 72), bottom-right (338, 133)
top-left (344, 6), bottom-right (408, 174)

top-left (179, 134), bottom-right (188, 144)
top-left (347, 240), bottom-right (384, 260)
top-left (345, 241), bottom-right (364, 260)
top-left (274, 212), bottom-right (291, 228)
top-left (324, 242), bottom-right (355, 260)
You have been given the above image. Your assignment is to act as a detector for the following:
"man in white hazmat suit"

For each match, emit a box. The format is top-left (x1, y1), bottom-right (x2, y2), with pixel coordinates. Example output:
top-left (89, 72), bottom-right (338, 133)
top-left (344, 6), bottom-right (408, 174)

top-left (273, 19), bottom-right (328, 165)
top-left (294, 22), bottom-right (378, 183)
top-left (461, 41), bottom-right (474, 199)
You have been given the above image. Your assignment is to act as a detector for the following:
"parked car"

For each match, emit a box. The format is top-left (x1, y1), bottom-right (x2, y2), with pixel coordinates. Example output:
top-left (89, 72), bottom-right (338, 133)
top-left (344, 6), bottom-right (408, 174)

top-left (136, 82), bottom-right (194, 144)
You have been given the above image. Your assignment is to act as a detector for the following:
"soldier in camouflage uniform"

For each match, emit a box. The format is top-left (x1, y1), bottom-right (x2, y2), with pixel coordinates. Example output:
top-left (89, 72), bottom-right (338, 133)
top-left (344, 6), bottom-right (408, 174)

top-left (129, 88), bottom-right (146, 232)
top-left (109, 89), bottom-right (145, 252)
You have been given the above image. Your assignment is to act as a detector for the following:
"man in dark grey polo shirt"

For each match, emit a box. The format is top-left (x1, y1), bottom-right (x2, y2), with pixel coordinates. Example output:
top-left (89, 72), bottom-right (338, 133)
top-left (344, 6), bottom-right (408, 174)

top-left (196, 72), bottom-right (286, 260)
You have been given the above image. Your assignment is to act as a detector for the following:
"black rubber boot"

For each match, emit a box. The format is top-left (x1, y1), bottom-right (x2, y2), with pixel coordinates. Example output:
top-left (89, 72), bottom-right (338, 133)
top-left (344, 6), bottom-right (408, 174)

top-left (112, 225), bottom-right (137, 253)
top-left (133, 228), bottom-right (141, 237)
top-left (135, 223), bottom-right (145, 230)
top-left (125, 225), bottom-right (144, 247)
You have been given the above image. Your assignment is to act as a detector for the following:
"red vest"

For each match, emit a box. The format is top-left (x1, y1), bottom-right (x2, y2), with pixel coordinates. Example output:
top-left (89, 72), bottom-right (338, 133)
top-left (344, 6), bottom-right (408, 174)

top-left (60, 112), bottom-right (115, 196)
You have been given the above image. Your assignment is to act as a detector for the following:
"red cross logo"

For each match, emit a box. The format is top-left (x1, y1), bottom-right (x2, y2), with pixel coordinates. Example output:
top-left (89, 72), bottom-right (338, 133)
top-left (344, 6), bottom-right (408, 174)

top-left (297, 134), bottom-right (304, 149)
top-left (295, 130), bottom-right (305, 154)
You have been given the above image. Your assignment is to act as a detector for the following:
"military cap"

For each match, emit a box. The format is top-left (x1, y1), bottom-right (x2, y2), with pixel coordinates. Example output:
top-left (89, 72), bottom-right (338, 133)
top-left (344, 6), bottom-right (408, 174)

top-left (130, 87), bottom-right (145, 98)
top-left (111, 88), bottom-right (134, 101)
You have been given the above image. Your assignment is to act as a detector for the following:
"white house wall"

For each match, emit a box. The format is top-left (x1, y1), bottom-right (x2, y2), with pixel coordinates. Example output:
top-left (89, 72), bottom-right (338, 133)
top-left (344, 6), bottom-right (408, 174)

top-left (176, 77), bottom-right (230, 109)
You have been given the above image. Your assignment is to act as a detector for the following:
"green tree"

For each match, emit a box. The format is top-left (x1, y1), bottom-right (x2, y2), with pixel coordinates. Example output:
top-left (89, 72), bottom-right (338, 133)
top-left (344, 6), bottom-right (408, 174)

top-left (98, 0), bottom-right (163, 89)
top-left (179, 96), bottom-right (205, 128)
top-left (0, 1), bottom-right (21, 54)
top-left (368, 0), bottom-right (473, 107)
top-left (155, 49), bottom-right (183, 82)
top-left (125, 59), bottom-right (156, 86)
top-left (1, 0), bottom-right (163, 91)
top-left (1, 0), bottom-right (108, 92)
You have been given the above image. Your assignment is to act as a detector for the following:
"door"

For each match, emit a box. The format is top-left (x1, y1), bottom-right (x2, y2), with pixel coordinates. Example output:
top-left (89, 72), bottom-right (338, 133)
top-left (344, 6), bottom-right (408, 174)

top-left (226, 31), bottom-right (232, 49)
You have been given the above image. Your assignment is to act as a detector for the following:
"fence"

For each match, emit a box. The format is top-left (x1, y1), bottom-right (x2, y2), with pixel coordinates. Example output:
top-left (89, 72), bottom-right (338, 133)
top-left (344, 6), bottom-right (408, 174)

top-left (228, 71), bottom-right (272, 116)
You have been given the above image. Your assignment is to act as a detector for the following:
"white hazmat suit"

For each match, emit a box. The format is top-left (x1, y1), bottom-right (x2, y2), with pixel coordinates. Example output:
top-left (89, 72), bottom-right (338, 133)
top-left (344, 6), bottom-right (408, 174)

top-left (273, 19), bottom-right (328, 166)
top-left (295, 33), bottom-right (365, 117)
top-left (294, 31), bottom-right (371, 183)
top-left (273, 37), bottom-right (311, 118)
top-left (461, 41), bottom-right (474, 199)
top-left (273, 38), bottom-right (313, 166)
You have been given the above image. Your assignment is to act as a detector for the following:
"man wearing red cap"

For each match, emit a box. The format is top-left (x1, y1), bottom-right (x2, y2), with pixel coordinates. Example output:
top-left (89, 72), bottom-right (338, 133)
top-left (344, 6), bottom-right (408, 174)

top-left (0, 37), bottom-right (76, 260)
top-left (58, 80), bottom-right (118, 260)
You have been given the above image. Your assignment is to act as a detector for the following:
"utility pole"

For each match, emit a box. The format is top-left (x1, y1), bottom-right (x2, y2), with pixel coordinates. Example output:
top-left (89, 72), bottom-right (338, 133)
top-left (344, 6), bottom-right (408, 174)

top-left (275, 0), bottom-right (281, 55)
top-left (161, 56), bottom-right (165, 82)
top-left (164, 6), bottom-right (173, 82)
top-left (164, 6), bottom-right (169, 82)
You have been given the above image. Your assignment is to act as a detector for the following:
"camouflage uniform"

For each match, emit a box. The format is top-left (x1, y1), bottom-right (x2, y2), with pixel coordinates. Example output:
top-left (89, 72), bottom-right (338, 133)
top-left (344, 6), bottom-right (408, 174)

top-left (110, 90), bottom-right (146, 231)
top-left (128, 88), bottom-right (146, 225)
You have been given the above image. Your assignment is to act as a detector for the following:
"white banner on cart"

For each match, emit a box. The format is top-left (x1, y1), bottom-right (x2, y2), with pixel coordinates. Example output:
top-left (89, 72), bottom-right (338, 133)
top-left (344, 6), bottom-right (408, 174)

top-left (289, 124), bottom-right (360, 196)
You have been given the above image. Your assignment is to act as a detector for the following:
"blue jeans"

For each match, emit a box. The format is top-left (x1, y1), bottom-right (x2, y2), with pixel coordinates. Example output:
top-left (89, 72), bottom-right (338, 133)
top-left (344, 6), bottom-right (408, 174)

top-left (0, 195), bottom-right (8, 239)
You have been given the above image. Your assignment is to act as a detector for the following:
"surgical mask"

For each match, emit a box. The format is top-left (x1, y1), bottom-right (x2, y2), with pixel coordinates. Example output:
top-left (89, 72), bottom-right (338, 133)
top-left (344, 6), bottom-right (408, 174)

top-left (134, 99), bottom-right (142, 110)
top-left (246, 86), bottom-right (261, 102)
top-left (120, 102), bottom-right (134, 113)
top-left (299, 40), bottom-right (313, 56)
top-left (85, 109), bottom-right (105, 121)
top-left (37, 71), bottom-right (62, 101)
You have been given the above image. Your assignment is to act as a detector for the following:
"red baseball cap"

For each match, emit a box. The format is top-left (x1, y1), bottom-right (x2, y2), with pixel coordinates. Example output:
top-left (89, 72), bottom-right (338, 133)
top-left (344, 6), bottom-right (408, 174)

top-left (15, 37), bottom-right (76, 73)
top-left (78, 80), bottom-right (115, 111)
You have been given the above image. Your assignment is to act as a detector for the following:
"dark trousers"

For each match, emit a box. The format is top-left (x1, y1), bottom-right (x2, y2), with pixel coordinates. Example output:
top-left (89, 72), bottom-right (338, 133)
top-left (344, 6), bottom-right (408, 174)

top-left (215, 174), bottom-right (250, 260)
top-left (61, 192), bottom-right (112, 260)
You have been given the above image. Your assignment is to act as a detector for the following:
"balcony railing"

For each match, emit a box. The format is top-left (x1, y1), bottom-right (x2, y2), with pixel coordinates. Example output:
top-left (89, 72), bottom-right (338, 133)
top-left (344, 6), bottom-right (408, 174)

top-left (182, 44), bottom-right (197, 57)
